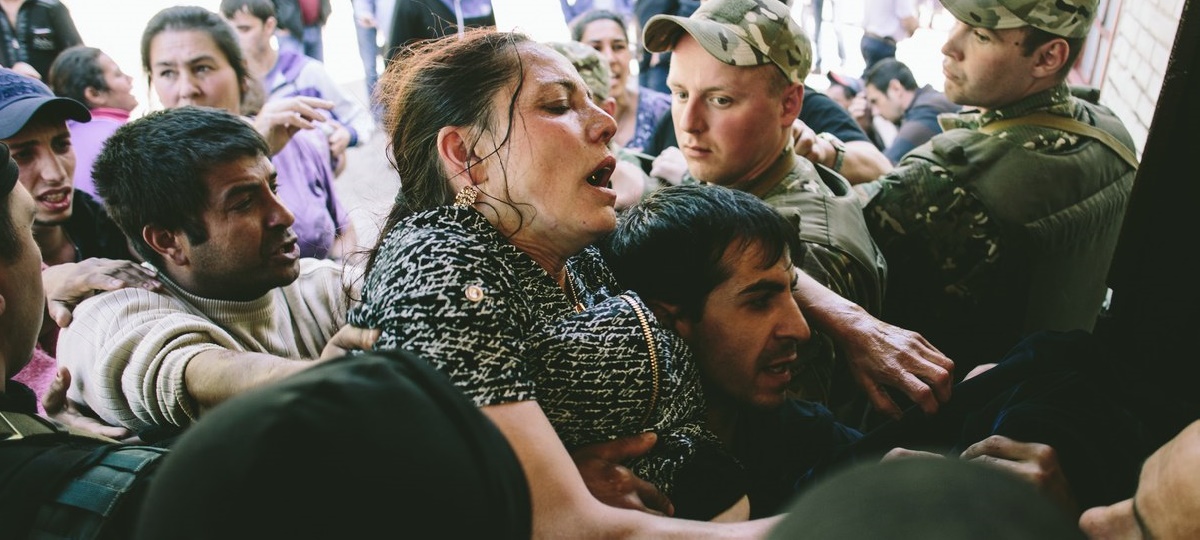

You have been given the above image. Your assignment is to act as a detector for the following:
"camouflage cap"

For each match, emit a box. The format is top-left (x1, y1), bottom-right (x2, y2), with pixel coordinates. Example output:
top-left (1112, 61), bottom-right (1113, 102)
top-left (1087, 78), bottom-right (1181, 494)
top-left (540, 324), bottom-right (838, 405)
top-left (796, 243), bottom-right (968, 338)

top-left (545, 41), bottom-right (612, 101)
top-left (642, 0), bottom-right (812, 84)
top-left (939, 0), bottom-right (1098, 38)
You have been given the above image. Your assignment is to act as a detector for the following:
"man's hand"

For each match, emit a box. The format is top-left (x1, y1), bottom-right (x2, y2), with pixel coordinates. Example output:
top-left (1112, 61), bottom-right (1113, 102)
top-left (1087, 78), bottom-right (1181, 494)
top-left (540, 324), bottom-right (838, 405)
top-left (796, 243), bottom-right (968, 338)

top-left (792, 270), bottom-right (953, 419)
top-left (327, 122), bottom-right (352, 158)
top-left (43, 259), bottom-right (162, 327)
top-left (43, 367), bottom-right (135, 441)
top-left (320, 325), bottom-right (380, 360)
top-left (791, 119), bottom-right (834, 168)
top-left (847, 95), bottom-right (874, 134)
top-left (611, 160), bottom-right (649, 210)
top-left (960, 435), bottom-right (1078, 515)
top-left (649, 146), bottom-right (688, 187)
top-left (570, 432), bottom-right (675, 516)
top-left (839, 315), bottom-right (955, 418)
top-left (255, 96), bottom-right (336, 155)
top-left (356, 14), bottom-right (377, 28)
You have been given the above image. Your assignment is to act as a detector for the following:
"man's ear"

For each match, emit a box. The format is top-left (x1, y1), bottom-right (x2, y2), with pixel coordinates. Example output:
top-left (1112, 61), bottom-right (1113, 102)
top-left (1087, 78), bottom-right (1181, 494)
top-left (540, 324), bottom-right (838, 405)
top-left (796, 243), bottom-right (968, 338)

top-left (0, 293), bottom-right (7, 318)
top-left (782, 82), bottom-right (804, 126)
top-left (143, 225), bottom-right (188, 266)
top-left (887, 78), bottom-right (905, 97)
top-left (1031, 39), bottom-right (1071, 79)
top-left (436, 125), bottom-right (482, 189)
top-left (265, 15), bottom-right (278, 35)
top-left (646, 298), bottom-right (690, 337)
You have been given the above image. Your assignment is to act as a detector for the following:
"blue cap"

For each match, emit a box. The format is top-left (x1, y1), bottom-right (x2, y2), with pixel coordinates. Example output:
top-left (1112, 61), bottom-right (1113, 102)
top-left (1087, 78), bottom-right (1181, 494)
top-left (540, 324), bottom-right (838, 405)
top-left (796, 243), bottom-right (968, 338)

top-left (0, 67), bottom-right (91, 139)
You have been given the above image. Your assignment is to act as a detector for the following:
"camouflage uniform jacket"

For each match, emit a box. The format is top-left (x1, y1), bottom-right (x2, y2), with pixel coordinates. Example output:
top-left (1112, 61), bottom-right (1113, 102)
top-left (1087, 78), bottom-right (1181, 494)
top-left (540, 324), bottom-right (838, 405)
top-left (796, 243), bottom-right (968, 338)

top-left (861, 83), bottom-right (1137, 370)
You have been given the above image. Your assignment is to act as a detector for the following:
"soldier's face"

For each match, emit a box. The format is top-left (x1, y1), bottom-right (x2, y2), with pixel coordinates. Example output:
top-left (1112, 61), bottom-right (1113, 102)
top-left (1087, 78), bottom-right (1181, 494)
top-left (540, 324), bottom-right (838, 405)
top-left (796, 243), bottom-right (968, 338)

top-left (667, 35), bottom-right (799, 188)
top-left (940, 21), bottom-right (1042, 110)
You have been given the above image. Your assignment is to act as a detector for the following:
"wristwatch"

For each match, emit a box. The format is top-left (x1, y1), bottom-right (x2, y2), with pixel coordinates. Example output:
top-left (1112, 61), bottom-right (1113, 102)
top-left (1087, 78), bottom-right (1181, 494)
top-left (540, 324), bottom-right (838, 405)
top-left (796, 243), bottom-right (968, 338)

top-left (817, 132), bottom-right (846, 173)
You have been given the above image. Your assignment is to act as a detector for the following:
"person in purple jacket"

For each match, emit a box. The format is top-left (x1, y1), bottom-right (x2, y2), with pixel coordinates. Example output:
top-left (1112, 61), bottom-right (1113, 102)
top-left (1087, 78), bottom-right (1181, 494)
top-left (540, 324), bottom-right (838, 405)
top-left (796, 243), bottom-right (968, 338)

top-left (47, 45), bottom-right (140, 200)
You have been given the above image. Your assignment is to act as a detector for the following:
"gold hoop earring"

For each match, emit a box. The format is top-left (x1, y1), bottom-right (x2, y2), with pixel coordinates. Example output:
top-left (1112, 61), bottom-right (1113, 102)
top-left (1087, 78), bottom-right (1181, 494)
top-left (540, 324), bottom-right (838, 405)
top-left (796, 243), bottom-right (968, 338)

top-left (453, 184), bottom-right (480, 209)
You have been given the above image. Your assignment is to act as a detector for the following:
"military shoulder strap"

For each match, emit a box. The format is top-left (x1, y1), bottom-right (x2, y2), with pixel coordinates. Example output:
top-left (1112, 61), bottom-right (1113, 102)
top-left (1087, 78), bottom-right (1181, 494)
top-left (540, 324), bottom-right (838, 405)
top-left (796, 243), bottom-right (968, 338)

top-left (979, 112), bottom-right (1139, 170)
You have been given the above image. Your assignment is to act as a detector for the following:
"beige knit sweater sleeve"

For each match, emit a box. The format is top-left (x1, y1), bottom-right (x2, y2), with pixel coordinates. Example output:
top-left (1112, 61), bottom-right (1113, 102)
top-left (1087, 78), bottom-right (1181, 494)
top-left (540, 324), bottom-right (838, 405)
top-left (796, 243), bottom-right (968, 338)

top-left (58, 288), bottom-right (242, 432)
top-left (58, 259), bottom-right (352, 433)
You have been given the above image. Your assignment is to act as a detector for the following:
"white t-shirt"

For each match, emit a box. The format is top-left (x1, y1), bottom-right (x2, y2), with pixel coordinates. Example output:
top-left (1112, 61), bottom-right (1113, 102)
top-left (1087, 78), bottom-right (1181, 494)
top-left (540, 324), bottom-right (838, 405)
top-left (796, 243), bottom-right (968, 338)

top-left (862, 0), bottom-right (919, 42)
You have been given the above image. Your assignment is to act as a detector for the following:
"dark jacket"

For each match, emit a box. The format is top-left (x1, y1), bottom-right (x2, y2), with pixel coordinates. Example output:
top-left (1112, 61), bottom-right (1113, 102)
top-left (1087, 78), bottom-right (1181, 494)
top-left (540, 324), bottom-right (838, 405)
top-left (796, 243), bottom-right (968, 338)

top-left (272, 0), bottom-right (332, 37)
top-left (0, 0), bottom-right (82, 79)
top-left (386, 0), bottom-right (495, 61)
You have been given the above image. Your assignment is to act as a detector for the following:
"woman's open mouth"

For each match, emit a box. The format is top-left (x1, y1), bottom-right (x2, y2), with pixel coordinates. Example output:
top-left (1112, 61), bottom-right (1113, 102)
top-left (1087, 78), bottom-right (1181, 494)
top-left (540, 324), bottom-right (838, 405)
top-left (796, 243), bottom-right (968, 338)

top-left (587, 156), bottom-right (617, 188)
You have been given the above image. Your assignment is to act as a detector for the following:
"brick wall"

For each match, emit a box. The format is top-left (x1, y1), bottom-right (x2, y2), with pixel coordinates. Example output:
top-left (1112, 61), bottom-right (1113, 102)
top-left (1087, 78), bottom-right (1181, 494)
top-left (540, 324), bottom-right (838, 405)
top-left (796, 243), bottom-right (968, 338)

top-left (1101, 0), bottom-right (1185, 158)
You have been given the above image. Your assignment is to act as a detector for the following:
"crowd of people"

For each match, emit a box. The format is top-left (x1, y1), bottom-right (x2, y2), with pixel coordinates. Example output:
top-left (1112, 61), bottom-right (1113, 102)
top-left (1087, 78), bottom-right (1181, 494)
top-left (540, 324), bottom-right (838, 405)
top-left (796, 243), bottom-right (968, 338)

top-left (1, 0), bottom-right (1197, 538)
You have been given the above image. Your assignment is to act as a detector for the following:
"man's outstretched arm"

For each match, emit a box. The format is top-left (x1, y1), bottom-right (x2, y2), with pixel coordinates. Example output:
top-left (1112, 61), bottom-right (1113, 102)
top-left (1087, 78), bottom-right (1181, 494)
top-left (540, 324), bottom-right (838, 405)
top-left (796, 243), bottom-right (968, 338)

top-left (792, 269), bottom-right (954, 419)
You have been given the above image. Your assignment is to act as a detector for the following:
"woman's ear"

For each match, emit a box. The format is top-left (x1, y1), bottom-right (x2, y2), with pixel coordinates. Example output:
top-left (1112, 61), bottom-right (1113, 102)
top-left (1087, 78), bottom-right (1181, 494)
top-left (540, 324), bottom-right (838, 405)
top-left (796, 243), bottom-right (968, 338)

top-left (83, 86), bottom-right (106, 109)
top-left (143, 225), bottom-right (188, 266)
top-left (436, 125), bottom-right (479, 189)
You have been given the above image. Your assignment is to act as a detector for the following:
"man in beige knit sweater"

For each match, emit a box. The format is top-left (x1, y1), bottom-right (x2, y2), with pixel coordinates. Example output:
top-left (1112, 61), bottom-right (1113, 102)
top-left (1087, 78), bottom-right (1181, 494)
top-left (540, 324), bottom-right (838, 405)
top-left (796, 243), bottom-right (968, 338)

top-left (57, 106), bottom-right (368, 441)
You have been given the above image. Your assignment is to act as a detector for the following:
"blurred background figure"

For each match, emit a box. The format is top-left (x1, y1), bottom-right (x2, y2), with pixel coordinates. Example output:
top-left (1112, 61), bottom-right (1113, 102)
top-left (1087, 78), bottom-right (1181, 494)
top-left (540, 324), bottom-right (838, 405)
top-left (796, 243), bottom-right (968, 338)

top-left (387, 0), bottom-right (495, 61)
top-left (559, 0), bottom-right (634, 26)
top-left (633, 0), bottom-right (700, 94)
top-left (856, 57), bottom-right (957, 164)
top-left (802, 0), bottom-right (844, 74)
top-left (351, 0), bottom-right (396, 107)
top-left (571, 9), bottom-right (670, 154)
top-left (47, 45), bottom-right (139, 200)
top-left (271, 0), bottom-right (331, 60)
top-left (221, 0), bottom-right (376, 176)
top-left (859, 0), bottom-right (917, 76)
top-left (0, 0), bottom-right (82, 80)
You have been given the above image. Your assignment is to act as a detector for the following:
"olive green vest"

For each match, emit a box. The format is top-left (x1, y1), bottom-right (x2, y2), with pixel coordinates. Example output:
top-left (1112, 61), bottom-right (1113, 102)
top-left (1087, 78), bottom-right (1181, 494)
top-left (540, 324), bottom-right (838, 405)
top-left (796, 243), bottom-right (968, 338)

top-left (905, 100), bottom-right (1137, 338)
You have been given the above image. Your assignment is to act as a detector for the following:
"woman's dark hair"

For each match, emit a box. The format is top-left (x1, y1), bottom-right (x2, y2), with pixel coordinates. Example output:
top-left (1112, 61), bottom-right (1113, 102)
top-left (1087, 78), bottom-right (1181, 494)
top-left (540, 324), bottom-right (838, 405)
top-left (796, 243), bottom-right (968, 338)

top-left (363, 29), bottom-right (533, 280)
top-left (47, 45), bottom-right (106, 107)
top-left (569, 9), bottom-right (628, 42)
top-left (140, 5), bottom-right (252, 110)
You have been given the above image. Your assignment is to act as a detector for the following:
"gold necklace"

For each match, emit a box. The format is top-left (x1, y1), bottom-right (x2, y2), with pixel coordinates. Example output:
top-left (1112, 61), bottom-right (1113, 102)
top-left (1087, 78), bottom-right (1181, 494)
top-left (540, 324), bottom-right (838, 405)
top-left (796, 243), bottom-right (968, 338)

top-left (564, 268), bottom-right (584, 314)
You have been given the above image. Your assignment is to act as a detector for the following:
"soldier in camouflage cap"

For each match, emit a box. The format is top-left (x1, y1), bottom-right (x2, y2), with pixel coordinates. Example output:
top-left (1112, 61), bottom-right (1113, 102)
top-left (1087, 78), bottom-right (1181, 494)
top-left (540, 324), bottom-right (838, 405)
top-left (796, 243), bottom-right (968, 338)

top-left (851, 0), bottom-right (1137, 377)
top-left (545, 41), bottom-right (612, 101)
top-left (642, 0), bottom-right (812, 84)
top-left (638, 0), bottom-right (908, 431)
top-left (940, 0), bottom-right (1097, 39)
